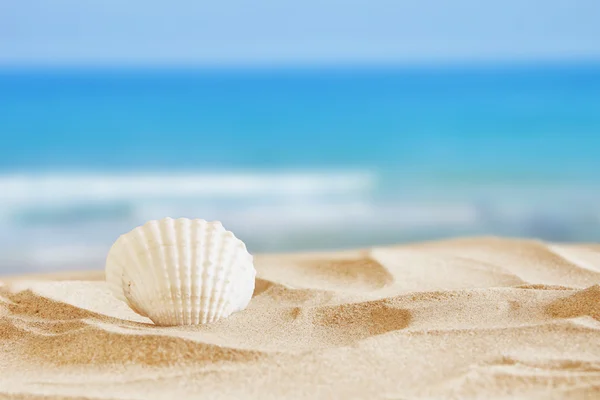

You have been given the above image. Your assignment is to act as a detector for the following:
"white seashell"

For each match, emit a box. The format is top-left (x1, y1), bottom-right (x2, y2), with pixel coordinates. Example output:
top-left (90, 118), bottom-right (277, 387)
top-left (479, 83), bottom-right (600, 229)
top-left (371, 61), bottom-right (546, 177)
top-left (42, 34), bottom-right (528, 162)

top-left (105, 217), bottom-right (256, 326)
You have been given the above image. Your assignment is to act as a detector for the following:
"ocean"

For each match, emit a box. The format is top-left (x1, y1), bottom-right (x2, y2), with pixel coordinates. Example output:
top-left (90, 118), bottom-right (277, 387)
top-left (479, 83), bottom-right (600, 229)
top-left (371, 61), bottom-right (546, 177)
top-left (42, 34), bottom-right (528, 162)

top-left (1, 64), bottom-right (600, 273)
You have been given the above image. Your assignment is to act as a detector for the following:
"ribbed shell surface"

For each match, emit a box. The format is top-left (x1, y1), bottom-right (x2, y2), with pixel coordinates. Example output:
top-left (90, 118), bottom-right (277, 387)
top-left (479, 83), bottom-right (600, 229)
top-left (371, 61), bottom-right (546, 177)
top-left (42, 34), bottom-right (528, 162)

top-left (105, 218), bottom-right (256, 326)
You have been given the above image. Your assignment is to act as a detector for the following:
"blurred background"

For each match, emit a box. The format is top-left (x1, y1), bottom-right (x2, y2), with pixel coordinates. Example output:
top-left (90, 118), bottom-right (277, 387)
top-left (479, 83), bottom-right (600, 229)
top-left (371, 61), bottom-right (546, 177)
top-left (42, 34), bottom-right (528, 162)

top-left (1, 1), bottom-right (600, 274)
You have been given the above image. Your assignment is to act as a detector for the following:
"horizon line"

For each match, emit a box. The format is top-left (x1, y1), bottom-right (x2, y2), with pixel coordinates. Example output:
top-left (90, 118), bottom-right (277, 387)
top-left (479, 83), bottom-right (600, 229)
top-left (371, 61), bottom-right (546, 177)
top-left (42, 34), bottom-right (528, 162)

top-left (2, 57), bottom-right (600, 72)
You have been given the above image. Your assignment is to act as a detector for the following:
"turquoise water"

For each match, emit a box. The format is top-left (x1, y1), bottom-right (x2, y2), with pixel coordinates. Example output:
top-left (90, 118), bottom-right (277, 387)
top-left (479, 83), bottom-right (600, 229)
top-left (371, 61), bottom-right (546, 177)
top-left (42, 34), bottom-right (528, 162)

top-left (0, 64), bottom-right (599, 272)
top-left (2, 65), bottom-right (600, 174)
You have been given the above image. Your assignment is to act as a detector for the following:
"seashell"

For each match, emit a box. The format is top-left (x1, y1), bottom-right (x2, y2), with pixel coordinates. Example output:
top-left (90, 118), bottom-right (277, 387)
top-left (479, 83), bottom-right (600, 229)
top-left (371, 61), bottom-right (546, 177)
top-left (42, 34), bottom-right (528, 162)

top-left (105, 217), bottom-right (256, 326)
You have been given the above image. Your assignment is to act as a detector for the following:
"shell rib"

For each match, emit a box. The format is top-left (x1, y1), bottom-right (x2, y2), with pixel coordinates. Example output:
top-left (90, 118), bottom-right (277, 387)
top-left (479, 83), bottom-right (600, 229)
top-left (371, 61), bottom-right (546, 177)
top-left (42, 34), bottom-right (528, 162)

top-left (105, 218), bottom-right (256, 326)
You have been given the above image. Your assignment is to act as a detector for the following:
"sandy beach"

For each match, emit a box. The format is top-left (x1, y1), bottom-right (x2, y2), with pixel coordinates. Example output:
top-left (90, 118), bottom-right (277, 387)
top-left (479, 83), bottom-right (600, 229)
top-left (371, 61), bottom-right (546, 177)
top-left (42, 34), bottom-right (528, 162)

top-left (1, 236), bottom-right (599, 399)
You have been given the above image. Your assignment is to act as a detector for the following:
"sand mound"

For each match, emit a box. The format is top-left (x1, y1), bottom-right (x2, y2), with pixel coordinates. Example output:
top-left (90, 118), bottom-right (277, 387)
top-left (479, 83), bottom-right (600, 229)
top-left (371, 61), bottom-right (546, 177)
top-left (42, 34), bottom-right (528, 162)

top-left (0, 288), bottom-right (264, 368)
top-left (546, 285), bottom-right (600, 320)
top-left (1, 237), bottom-right (600, 399)
top-left (254, 252), bottom-right (394, 292)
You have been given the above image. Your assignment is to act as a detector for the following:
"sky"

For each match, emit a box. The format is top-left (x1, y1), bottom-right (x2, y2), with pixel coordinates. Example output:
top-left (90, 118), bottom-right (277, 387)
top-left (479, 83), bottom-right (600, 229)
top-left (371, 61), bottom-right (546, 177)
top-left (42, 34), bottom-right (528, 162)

top-left (1, 0), bottom-right (600, 66)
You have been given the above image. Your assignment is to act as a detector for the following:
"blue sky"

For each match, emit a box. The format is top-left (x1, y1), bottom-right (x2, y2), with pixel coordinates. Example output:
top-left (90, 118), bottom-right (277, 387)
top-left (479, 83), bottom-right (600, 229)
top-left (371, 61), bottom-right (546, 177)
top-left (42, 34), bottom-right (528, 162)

top-left (1, 0), bottom-right (600, 66)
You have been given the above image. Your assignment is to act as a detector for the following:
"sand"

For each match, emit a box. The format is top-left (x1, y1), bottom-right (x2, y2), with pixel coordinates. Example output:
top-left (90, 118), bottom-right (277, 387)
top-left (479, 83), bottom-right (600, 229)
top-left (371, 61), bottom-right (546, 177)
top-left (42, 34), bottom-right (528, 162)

top-left (0, 237), bottom-right (599, 399)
